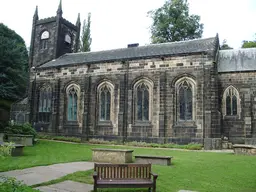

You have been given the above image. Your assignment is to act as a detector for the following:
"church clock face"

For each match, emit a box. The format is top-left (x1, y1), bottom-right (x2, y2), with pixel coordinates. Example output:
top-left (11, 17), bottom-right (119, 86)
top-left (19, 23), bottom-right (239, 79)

top-left (41, 31), bottom-right (49, 39)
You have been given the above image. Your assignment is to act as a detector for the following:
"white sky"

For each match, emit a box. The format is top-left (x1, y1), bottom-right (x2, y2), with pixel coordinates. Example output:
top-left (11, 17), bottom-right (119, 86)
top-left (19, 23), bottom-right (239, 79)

top-left (0, 0), bottom-right (256, 51)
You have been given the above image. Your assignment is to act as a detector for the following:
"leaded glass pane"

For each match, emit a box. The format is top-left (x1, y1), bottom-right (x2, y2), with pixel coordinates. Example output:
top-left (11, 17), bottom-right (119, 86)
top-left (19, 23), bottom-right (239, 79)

top-left (68, 93), bottom-right (73, 121)
top-left (226, 96), bottom-right (231, 115)
top-left (47, 91), bottom-right (51, 112)
top-left (137, 88), bottom-right (143, 120)
top-left (39, 92), bottom-right (43, 112)
top-left (43, 92), bottom-right (47, 112)
top-left (73, 93), bottom-right (77, 120)
top-left (232, 95), bottom-right (237, 115)
top-left (106, 91), bottom-right (111, 120)
top-left (100, 91), bottom-right (105, 120)
top-left (186, 87), bottom-right (192, 120)
top-left (143, 89), bottom-right (149, 120)
top-left (179, 87), bottom-right (185, 120)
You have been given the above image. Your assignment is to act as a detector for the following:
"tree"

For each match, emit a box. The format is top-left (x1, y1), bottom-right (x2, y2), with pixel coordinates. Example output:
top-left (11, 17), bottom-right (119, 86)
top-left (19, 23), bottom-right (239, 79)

top-left (220, 39), bottom-right (233, 50)
top-left (80, 13), bottom-right (92, 52)
top-left (0, 23), bottom-right (29, 101)
top-left (241, 34), bottom-right (256, 48)
top-left (148, 0), bottom-right (203, 44)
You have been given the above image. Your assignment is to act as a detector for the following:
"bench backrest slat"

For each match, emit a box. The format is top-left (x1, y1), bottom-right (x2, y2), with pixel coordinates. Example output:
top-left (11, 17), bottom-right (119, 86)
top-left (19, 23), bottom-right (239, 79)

top-left (94, 163), bottom-right (151, 179)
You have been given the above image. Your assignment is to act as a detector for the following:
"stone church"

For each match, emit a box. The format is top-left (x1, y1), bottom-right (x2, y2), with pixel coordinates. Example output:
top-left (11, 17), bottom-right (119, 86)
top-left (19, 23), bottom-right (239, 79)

top-left (11, 2), bottom-right (256, 149)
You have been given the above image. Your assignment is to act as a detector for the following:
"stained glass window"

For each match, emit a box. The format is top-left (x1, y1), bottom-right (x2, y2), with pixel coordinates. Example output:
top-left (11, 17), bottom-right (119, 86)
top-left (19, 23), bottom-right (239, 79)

top-left (38, 86), bottom-right (52, 122)
top-left (224, 87), bottom-right (238, 116)
top-left (177, 80), bottom-right (193, 120)
top-left (136, 83), bottom-right (149, 121)
top-left (67, 87), bottom-right (78, 121)
top-left (226, 96), bottom-right (231, 115)
top-left (99, 85), bottom-right (111, 121)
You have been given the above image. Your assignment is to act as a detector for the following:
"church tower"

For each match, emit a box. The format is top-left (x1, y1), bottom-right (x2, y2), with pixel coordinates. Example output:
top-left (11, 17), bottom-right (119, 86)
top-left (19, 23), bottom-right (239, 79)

top-left (29, 0), bottom-right (81, 68)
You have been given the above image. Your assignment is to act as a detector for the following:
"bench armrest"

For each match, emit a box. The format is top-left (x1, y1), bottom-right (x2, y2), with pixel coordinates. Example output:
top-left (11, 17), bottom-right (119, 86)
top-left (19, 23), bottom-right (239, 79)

top-left (150, 172), bottom-right (158, 180)
top-left (93, 171), bottom-right (98, 180)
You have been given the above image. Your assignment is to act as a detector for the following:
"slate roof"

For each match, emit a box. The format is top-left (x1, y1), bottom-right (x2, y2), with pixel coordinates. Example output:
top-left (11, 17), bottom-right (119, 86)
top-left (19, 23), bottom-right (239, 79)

top-left (39, 36), bottom-right (217, 69)
top-left (218, 48), bottom-right (256, 72)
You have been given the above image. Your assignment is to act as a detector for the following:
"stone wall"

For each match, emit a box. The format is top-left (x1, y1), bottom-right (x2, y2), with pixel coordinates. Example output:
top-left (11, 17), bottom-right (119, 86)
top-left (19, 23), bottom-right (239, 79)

top-left (29, 51), bottom-right (222, 145)
top-left (218, 72), bottom-right (256, 143)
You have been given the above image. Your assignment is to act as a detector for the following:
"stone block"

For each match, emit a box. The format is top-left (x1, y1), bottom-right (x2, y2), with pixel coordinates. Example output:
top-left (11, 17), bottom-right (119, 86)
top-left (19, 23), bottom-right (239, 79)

top-left (204, 138), bottom-right (222, 150)
top-left (11, 144), bottom-right (24, 156)
top-left (204, 138), bottom-right (213, 150)
top-left (7, 134), bottom-right (33, 146)
top-left (134, 155), bottom-right (172, 166)
top-left (233, 144), bottom-right (256, 155)
top-left (92, 148), bottom-right (133, 163)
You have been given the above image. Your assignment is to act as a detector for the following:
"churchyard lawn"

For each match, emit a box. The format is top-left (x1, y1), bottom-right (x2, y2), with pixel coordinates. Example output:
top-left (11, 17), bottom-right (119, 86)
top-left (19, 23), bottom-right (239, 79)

top-left (0, 140), bottom-right (256, 192)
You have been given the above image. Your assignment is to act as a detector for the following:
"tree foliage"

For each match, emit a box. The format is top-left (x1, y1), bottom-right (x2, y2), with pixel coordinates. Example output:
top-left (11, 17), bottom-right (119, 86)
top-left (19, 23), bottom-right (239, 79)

top-left (148, 0), bottom-right (204, 44)
top-left (241, 34), bottom-right (256, 48)
top-left (220, 39), bottom-right (233, 50)
top-left (80, 13), bottom-right (92, 52)
top-left (0, 23), bottom-right (28, 101)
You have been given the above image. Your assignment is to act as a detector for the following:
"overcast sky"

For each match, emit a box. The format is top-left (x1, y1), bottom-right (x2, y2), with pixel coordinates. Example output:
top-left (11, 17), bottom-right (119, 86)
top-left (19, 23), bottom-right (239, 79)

top-left (0, 0), bottom-right (256, 51)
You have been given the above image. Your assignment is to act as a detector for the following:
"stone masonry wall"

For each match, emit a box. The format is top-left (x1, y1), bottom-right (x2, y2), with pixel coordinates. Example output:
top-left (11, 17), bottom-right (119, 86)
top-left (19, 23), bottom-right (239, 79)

top-left (218, 72), bottom-right (256, 143)
top-left (31, 52), bottom-right (219, 144)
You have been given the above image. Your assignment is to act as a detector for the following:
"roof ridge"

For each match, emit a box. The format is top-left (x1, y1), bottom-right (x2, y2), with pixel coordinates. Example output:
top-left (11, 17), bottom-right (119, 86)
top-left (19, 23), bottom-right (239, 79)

top-left (67, 36), bottom-right (216, 56)
top-left (40, 36), bottom-right (216, 69)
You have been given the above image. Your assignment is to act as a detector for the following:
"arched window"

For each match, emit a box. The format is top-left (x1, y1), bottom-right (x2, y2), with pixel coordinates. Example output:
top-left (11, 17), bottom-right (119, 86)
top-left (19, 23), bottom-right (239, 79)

top-left (38, 86), bottom-right (52, 122)
top-left (223, 86), bottom-right (240, 116)
top-left (175, 77), bottom-right (196, 121)
top-left (99, 85), bottom-right (111, 120)
top-left (134, 79), bottom-right (153, 122)
top-left (98, 82), bottom-right (114, 121)
top-left (40, 31), bottom-right (49, 50)
top-left (16, 113), bottom-right (25, 124)
top-left (65, 34), bottom-right (71, 44)
top-left (66, 85), bottom-right (79, 121)
top-left (136, 83), bottom-right (149, 121)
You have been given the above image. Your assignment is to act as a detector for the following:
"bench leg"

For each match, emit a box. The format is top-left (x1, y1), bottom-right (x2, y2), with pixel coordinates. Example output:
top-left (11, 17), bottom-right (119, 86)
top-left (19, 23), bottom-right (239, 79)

top-left (148, 187), bottom-right (151, 192)
top-left (94, 185), bottom-right (97, 192)
top-left (153, 185), bottom-right (156, 192)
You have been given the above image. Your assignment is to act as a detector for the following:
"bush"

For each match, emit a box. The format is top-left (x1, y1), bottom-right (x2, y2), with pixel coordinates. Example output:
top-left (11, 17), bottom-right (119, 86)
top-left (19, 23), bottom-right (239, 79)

top-left (126, 141), bottom-right (203, 150)
top-left (0, 142), bottom-right (15, 158)
top-left (37, 134), bottom-right (81, 143)
top-left (88, 138), bottom-right (116, 145)
top-left (0, 175), bottom-right (39, 192)
top-left (5, 123), bottom-right (37, 138)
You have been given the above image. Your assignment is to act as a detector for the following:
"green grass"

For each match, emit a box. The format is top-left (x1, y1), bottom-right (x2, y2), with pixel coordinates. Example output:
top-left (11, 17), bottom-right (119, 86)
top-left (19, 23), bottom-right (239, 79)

top-left (1, 140), bottom-right (256, 192)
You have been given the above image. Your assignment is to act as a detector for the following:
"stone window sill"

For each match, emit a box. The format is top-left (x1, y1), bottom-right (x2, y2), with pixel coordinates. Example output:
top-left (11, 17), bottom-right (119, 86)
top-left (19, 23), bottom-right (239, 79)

top-left (133, 121), bottom-right (152, 127)
top-left (65, 121), bottom-right (78, 125)
top-left (174, 120), bottom-right (196, 127)
top-left (98, 120), bottom-right (112, 126)
top-left (223, 115), bottom-right (240, 120)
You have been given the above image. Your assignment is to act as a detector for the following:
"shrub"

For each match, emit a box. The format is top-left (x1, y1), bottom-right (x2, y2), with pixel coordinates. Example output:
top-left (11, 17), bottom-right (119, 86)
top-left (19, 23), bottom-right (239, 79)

top-left (88, 138), bottom-right (116, 145)
top-left (37, 134), bottom-right (81, 143)
top-left (0, 175), bottom-right (39, 192)
top-left (0, 142), bottom-right (15, 158)
top-left (126, 141), bottom-right (203, 150)
top-left (52, 136), bottom-right (81, 143)
top-left (5, 123), bottom-right (37, 138)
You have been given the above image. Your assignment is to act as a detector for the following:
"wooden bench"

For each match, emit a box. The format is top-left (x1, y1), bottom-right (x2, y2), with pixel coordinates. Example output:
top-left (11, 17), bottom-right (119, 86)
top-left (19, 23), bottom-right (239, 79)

top-left (135, 155), bottom-right (172, 166)
top-left (93, 163), bottom-right (158, 192)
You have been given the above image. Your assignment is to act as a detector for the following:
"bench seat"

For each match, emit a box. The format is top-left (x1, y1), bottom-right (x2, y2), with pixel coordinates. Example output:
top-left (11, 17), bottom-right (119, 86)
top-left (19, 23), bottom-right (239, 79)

top-left (97, 178), bottom-right (153, 187)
